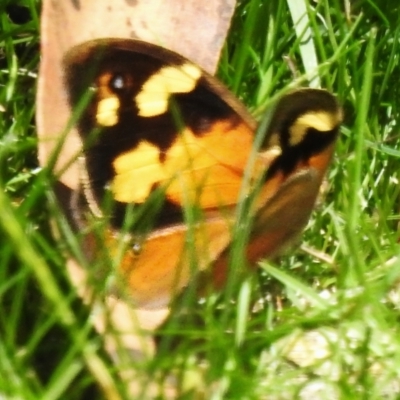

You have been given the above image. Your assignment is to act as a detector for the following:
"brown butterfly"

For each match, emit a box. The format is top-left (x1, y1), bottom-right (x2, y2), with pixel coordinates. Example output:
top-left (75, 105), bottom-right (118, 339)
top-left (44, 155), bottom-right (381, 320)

top-left (62, 38), bottom-right (342, 309)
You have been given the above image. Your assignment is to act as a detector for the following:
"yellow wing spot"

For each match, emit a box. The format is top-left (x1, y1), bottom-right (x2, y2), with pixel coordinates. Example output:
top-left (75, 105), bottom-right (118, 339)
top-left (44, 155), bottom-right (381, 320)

top-left (163, 130), bottom-right (200, 172)
top-left (96, 96), bottom-right (120, 126)
top-left (180, 63), bottom-right (203, 80)
top-left (112, 141), bottom-right (164, 203)
top-left (111, 129), bottom-right (201, 204)
top-left (136, 63), bottom-right (201, 117)
top-left (289, 111), bottom-right (339, 146)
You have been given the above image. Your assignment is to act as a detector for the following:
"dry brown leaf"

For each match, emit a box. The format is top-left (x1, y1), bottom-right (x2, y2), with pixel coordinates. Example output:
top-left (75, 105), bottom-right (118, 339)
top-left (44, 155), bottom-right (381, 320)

top-left (36, 1), bottom-right (237, 393)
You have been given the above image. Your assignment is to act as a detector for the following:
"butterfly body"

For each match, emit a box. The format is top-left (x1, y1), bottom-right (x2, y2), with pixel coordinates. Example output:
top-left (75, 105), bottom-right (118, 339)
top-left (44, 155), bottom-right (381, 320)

top-left (63, 38), bottom-right (341, 308)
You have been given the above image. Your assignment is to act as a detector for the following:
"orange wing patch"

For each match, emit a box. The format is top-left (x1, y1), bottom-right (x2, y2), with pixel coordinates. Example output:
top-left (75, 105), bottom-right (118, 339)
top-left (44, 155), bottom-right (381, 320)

top-left (112, 119), bottom-right (261, 209)
top-left (114, 216), bottom-right (234, 308)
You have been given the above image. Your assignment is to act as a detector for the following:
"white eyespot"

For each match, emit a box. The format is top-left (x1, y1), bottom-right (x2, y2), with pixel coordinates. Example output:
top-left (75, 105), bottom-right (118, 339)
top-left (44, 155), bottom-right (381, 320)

top-left (111, 74), bottom-right (125, 90)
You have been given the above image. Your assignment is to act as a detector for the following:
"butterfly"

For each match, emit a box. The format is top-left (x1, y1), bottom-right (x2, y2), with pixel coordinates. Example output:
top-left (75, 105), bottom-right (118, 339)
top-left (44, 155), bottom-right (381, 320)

top-left (62, 38), bottom-right (342, 309)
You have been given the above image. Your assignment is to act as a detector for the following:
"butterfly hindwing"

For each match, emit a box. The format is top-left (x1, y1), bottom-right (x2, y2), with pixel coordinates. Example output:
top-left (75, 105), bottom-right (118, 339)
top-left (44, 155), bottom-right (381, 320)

top-left (211, 89), bottom-right (341, 287)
